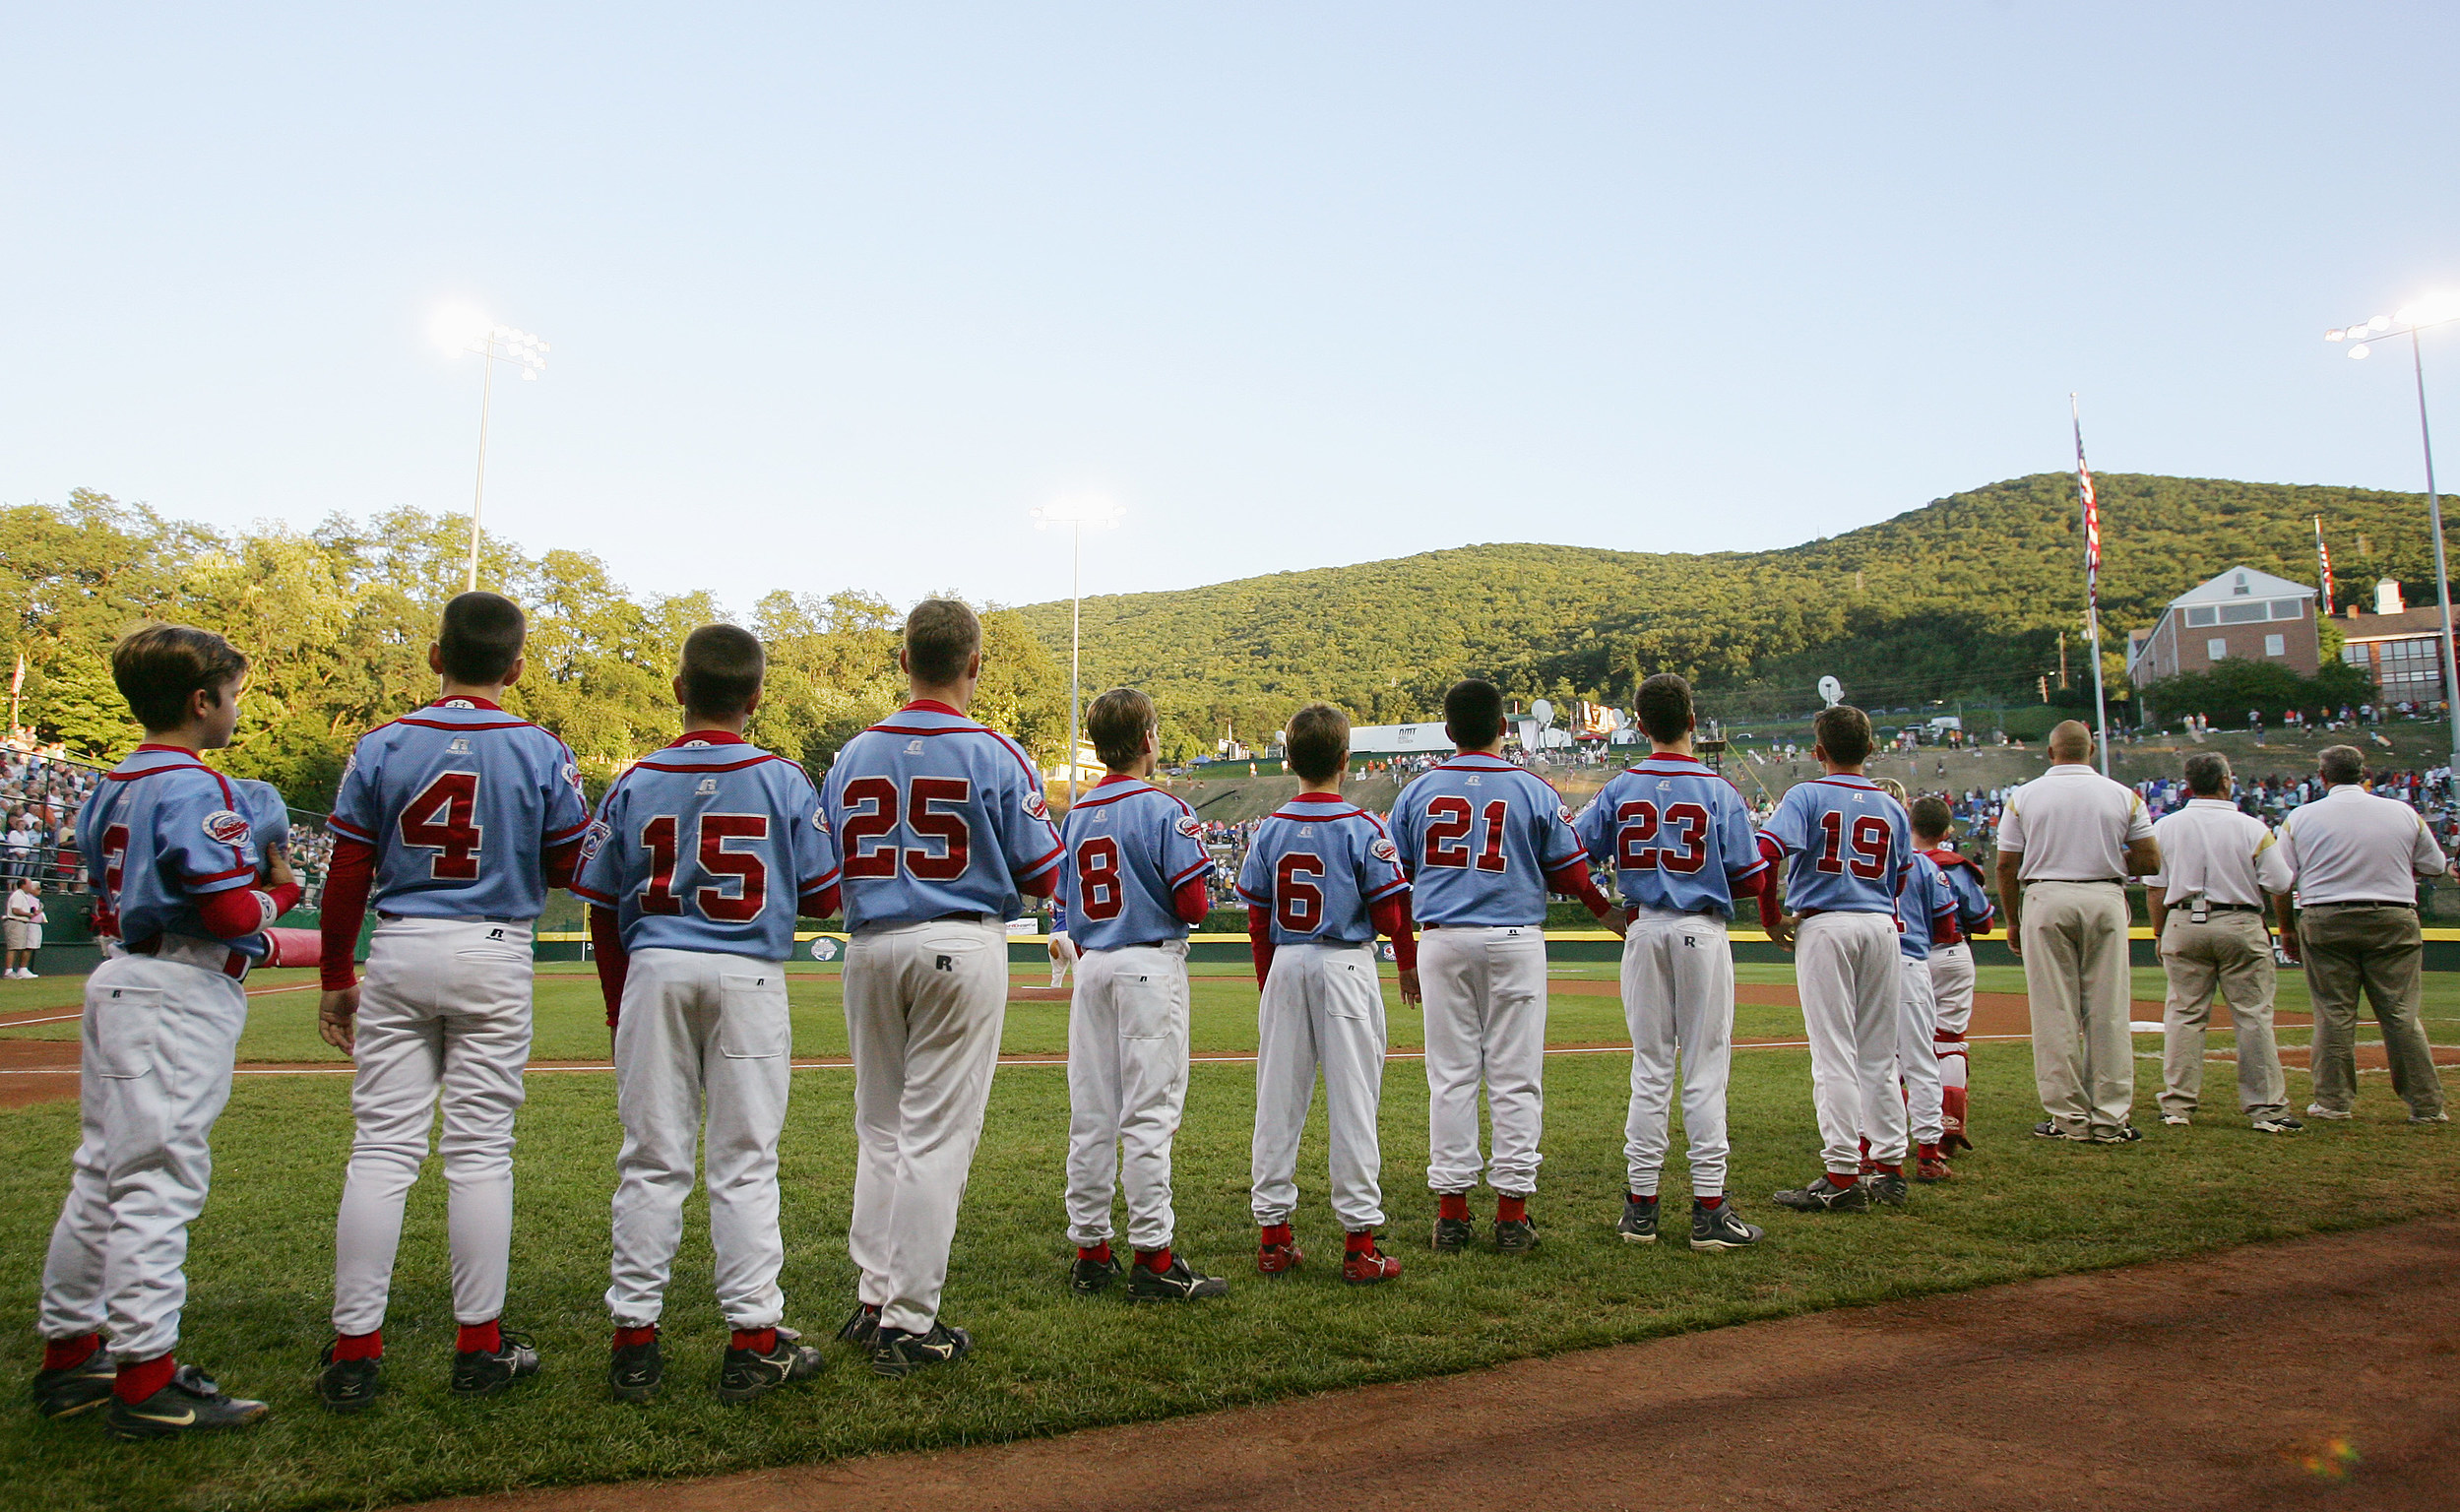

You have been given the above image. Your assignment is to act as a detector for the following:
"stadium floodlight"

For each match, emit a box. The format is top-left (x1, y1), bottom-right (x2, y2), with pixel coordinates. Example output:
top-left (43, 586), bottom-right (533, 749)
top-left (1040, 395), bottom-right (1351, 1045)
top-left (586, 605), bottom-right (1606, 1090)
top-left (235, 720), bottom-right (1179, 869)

top-left (1032, 497), bottom-right (1124, 808)
top-left (2324, 292), bottom-right (2460, 790)
top-left (435, 302), bottom-right (552, 593)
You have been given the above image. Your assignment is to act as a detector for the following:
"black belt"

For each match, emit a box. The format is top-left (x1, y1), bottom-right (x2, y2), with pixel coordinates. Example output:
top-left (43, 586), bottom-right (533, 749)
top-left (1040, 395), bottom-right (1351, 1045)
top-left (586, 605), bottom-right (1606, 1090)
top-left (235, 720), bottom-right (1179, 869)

top-left (2301, 900), bottom-right (2418, 911)
top-left (932, 912), bottom-right (987, 923)
top-left (378, 912), bottom-right (524, 923)
top-left (2195, 902), bottom-right (2264, 914)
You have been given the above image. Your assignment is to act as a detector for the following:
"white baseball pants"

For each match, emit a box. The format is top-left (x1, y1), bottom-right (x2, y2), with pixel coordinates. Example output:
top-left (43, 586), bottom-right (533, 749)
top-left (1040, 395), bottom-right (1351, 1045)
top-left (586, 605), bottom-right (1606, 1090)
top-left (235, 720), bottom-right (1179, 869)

top-left (606, 948), bottom-right (792, 1330)
top-left (1419, 925), bottom-right (1547, 1196)
top-left (332, 917), bottom-right (534, 1335)
top-left (1894, 953), bottom-right (1945, 1147)
top-left (1619, 907), bottom-right (1735, 1198)
top-left (1927, 941), bottom-right (1976, 1093)
top-left (1251, 942), bottom-right (1387, 1231)
top-left (1063, 942), bottom-right (1191, 1252)
top-left (40, 947), bottom-right (248, 1361)
top-left (843, 917), bottom-right (1008, 1337)
top-left (1795, 912), bottom-right (1907, 1170)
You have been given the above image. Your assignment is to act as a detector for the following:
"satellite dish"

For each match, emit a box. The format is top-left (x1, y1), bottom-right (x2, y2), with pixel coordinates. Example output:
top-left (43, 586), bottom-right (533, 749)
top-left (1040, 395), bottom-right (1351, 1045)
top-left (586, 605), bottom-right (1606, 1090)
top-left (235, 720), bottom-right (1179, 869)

top-left (1532, 698), bottom-right (1554, 725)
top-left (1817, 676), bottom-right (1843, 709)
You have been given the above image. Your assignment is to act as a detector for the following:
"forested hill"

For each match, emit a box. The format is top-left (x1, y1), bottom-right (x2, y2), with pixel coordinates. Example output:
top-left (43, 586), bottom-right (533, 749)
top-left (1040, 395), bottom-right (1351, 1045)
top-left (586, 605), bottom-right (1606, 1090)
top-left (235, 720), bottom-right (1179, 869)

top-left (1013, 473), bottom-right (2437, 759)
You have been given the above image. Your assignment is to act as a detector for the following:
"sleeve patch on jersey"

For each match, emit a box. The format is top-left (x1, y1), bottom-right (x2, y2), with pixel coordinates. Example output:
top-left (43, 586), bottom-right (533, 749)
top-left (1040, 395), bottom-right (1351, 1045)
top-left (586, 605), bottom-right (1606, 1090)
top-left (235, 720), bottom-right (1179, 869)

top-left (1557, 803), bottom-right (1574, 825)
top-left (577, 822), bottom-right (610, 862)
top-left (1025, 789), bottom-right (1050, 821)
top-left (562, 761), bottom-right (583, 791)
top-left (1175, 815), bottom-right (1203, 840)
top-left (203, 811), bottom-right (252, 848)
top-left (813, 806), bottom-right (832, 834)
top-left (1369, 839), bottom-right (1398, 863)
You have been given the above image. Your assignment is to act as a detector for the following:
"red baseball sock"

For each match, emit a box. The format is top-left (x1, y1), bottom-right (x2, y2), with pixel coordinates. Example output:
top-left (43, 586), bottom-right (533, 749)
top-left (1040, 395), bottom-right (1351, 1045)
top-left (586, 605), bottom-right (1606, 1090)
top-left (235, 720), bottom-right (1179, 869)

top-left (114, 1353), bottom-right (175, 1404)
top-left (41, 1334), bottom-right (99, 1372)
top-left (333, 1330), bottom-right (383, 1361)
top-left (1135, 1246), bottom-right (1173, 1273)
top-left (1627, 1191), bottom-right (1658, 1205)
top-left (1344, 1229), bottom-right (1378, 1256)
top-left (612, 1325), bottom-right (659, 1350)
top-left (730, 1328), bottom-right (778, 1354)
top-left (1495, 1194), bottom-right (1528, 1224)
top-left (1259, 1223), bottom-right (1293, 1247)
top-left (456, 1320), bottom-right (501, 1356)
top-left (1697, 1195), bottom-right (1725, 1209)
top-left (1437, 1193), bottom-right (1470, 1222)
top-left (1876, 1162), bottom-right (1904, 1178)
top-left (1077, 1240), bottom-right (1113, 1264)
top-left (1918, 1143), bottom-right (1942, 1162)
top-left (1825, 1170), bottom-right (1861, 1188)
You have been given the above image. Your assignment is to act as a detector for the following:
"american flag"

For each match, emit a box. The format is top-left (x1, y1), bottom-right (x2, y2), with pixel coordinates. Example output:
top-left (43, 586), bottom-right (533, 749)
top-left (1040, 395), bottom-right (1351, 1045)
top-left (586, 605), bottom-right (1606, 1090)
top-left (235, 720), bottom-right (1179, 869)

top-left (2315, 516), bottom-right (2335, 611)
top-left (2073, 402), bottom-right (2100, 639)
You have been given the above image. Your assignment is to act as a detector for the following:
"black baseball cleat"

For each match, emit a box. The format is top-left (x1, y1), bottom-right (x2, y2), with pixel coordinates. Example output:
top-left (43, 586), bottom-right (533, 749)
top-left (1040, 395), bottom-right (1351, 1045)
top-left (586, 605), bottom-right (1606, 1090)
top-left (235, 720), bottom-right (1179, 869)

top-left (1491, 1216), bottom-right (1541, 1255)
top-left (870, 1322), bottom-right (973, 1379)
top-left (835, 1301), bottom-right (882, 1350)
top-left (608, 1337), bottom-right (662, 1403)
top-left (1771, 1175), bottom-right (1870, 1213)
top-left (2033, 1120), bottom-right (2078, 1140)
top-left (1431, 1215), bottom-right (1477, 1252)
top-left (1616, 1196), bottom-right (1660, 1244)
top-left (105, 1365), bottom-right (269, 1440)
top-left (450, 1331), bottom-right (539, 1398)
top-left (1863, 1173), bottom-right (1910, 1207)
top-left (315, 1347), bottom-right (383, 1414)
top-left (1690, 1199), bottom-right (1763, 1251)
top-left (2088, 1124), bottom-right (2143, 1146)
top-left (2250, 1113), bottom-right (2305, 1134)
top-left (32, 1351), bottom-right (116, 1420)
top-left (717, 1328), bottom-right (824, 1404)
top-left (1070, 1250), bottom-right (1124, 1295)
top-left (1126, 1255), bottom-right (1230, 1302)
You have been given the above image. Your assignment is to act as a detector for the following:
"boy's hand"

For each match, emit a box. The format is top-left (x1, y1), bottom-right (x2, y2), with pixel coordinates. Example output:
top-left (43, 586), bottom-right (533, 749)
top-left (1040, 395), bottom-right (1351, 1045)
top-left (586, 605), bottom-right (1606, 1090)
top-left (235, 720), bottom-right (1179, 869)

top-left (1602, 910), bottom-right (1628, 940)
top-left (266, 845), bottom-right (296, 891)
top-left (1767, 914), bottom-right (1797, 952)
top-left (319, 985), bottom-right (359, 1054)
top-left (1398, 967), bottom-right (1421, 1006)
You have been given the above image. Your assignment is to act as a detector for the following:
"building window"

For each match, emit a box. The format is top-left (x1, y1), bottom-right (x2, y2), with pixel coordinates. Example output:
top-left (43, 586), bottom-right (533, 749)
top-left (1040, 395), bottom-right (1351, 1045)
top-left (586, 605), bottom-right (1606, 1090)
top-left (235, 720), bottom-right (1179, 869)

top-left (2186, 605), bottom-right (2219, 627)
top-left (2268, 598), bottom-right (2304, 620)
top-left (2374, 636), bottom-right (2446, 697)
top-left (2265, 634), bottom-right (2286, 657)
top-left (2208, 638), bottom-right (2229, 660)
top-left (2345, 643), bottom-right (2372, 666)
top-left (2220, 601), bottom-right (2269, 625)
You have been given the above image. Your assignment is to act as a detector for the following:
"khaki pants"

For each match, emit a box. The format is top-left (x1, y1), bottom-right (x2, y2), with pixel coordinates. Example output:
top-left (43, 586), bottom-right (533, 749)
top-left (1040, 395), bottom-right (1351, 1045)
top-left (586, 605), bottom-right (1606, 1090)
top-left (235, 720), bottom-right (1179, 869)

top-left (2297, 905), bottom-right (2447, 1119)
top-left (2020, 881), bottom-right (2135, 1136)
top-left (2157, 911), bottom-right (2286, 1121)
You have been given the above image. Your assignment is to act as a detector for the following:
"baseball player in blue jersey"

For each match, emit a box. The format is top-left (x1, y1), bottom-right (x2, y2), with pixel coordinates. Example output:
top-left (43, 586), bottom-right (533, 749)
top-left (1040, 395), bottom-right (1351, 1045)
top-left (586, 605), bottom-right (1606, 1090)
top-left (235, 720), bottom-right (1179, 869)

top-left (573, 625), bottom-right (843, 1404)
top-left (1058, 688), bottom-right (1226, 1302)
top-left (36, 626), bottom-right (299, 1438)
top-left (1875, 780), bottom-right (1959, 1184)
top-left (1238, 703), bottom-right (1417, 1285)
top-left (1913, 796), bottom-right (1994, 1153)
top-left (822, 599), bottom-right (1063, 1376)
top-left (1391, 678), bottom-right (1616, 1256)
top-left (310, 594), bottom-right (592, 1411)
top-left (1574, 674), bottom-right (1770, 1251)
top-left (1756, 705), bottom-right (1916, 1213)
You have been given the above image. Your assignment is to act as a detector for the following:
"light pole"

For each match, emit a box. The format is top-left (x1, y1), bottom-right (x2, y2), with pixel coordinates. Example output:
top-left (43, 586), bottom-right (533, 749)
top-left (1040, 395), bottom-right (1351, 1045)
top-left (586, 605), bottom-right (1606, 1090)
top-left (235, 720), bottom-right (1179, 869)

top-left (1031, 497), bottom-right (1122, 809)
top-left (432, 303), bottom-right (548, 593)
top-left (2328, 292), bottom-right (2460, 792)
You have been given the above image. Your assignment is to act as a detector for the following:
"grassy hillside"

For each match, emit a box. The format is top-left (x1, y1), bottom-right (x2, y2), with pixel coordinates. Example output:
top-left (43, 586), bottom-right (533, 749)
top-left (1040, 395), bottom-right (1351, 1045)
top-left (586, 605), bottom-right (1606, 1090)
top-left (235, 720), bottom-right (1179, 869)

top-left (1014, 473), bottom-right (2440, 760)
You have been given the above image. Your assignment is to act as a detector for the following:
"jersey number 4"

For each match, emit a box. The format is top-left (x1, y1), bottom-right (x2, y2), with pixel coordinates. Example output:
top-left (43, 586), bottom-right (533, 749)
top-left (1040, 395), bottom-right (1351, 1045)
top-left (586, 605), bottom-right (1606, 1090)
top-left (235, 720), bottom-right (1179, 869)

top-left (639, 814), bottom-right (770, 922)
top-left (838, 777), bottom-right (973, 881)
top-left (401, 772), bottom-right (483, 880)
top-left (1814, 810), bottom-right (1892, 879)
top-left (1420, 795), bottom-right (1510, 872)
top-left (1614, 799), bottom-right (1709, 873)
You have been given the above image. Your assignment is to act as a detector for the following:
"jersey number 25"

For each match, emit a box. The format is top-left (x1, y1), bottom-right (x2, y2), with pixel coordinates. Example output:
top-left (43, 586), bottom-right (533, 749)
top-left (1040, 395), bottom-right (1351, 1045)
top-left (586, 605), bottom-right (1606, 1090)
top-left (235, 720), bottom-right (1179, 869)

top-left (839, 777), bottom-right (972, 881)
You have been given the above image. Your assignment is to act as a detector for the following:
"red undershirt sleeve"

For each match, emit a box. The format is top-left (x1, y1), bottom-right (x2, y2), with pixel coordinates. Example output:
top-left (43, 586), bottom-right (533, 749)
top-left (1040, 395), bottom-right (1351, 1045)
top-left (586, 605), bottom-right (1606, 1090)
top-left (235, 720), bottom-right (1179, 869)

top-left (541, 836), bottom-right (582, 893)
top-left (1754, 858), bottom-right (1785, 930)
top-left (317, 838), bottom-right (377, 990)
top-left (198, 881), bottom-right (302, 943)
top-left (1171, 875), bottom-right (1212, 928)
top-left (1369, 893), bottom-right (1418, 973)
top-left (1544, 858), bottom-right (1614, 919)
top-left (798, 881), bottom-right (842, 920)
top-left (590, 905), bottom-right (630, 1028)
top-left (1246, 904), bottom-right (1276, 989)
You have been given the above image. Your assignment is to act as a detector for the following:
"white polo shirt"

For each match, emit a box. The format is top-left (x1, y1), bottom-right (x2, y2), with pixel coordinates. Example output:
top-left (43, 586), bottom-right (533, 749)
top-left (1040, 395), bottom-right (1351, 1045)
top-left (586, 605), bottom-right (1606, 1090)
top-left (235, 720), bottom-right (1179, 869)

top-left (2144, 799), bottom-right (2292, 907)
top-left (2275, 784), bottom-right (2448, 906)
top-left (1994, 764), bottom-right (2153, 883)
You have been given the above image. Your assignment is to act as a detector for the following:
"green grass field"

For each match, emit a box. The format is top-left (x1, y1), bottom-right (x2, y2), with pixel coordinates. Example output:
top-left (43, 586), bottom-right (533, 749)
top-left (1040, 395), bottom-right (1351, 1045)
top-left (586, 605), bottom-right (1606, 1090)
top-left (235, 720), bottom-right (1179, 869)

top-left (0, 965), bottom-right (2456, 1512)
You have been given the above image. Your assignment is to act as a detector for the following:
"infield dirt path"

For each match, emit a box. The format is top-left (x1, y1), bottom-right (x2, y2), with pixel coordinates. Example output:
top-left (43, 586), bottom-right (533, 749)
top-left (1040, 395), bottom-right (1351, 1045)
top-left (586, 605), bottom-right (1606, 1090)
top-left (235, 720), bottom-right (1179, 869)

top-left (398, 1215), bottom-right (2460, 1512)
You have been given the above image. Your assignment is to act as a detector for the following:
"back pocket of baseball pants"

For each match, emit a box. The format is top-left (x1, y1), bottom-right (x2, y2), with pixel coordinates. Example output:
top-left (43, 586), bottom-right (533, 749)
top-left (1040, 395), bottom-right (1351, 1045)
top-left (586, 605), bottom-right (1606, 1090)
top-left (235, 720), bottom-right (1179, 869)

top-left (88, 984), bottom-right (163, 1079)
top-left (718, 973), bottom-right (789, 1059)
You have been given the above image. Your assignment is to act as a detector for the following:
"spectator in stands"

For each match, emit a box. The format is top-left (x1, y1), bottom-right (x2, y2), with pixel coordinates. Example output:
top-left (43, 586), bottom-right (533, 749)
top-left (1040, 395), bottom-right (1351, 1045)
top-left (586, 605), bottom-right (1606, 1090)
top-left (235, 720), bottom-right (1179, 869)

top-left (5, 878), bottom-right (42, 978)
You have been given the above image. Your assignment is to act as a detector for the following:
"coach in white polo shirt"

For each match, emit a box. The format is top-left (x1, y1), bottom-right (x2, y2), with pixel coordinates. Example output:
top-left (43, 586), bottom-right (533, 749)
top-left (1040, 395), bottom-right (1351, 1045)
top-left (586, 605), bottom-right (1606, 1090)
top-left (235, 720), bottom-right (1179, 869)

top-left (1993, 721), bottom-right (2160, 1143)
top-left (2144, 752), bottom-right (2298, 1132)
top-left (2273, 744), bottom-right (2450, 1125)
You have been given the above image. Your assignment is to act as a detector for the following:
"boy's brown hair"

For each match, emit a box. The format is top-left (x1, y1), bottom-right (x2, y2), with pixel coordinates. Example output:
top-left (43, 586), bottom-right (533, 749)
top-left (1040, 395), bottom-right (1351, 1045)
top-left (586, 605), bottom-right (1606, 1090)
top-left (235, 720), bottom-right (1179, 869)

top-left (111, 624), bottom-right (249, 732)
top-left (438, 591), bottom-right (527, 685)
top-left (679, 624), bottom-right (766, 719)
top-left (904, 598), bottom-right (981, 685)
top-left (1635, 672), bottom-right (1694, 744)
top-left (1909, 794), bottom-right (1954, 841)
top-left (1285, 703), bottom-right (1351, 786)
top-left (1086, 686), bottom-right (1157, 771)
top-left (1814, 705), bottom-right (1873, 768)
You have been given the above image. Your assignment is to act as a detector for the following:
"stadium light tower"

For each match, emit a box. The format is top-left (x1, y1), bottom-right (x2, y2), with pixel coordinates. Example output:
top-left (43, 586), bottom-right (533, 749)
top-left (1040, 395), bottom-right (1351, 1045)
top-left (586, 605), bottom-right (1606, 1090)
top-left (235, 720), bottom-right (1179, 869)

top-left (1031, 496), bottom-right (1123, 808)
top-left (431, 302), bottom-right (549, 593)
top-left (2327, 292), bottom-right (2460, 791)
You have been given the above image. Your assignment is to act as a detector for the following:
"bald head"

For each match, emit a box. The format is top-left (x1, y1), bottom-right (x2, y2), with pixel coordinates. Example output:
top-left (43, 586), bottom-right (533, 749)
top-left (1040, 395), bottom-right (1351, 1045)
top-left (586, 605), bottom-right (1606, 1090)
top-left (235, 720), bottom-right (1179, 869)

top-left (2048, 721), bottom-right (2093, 763)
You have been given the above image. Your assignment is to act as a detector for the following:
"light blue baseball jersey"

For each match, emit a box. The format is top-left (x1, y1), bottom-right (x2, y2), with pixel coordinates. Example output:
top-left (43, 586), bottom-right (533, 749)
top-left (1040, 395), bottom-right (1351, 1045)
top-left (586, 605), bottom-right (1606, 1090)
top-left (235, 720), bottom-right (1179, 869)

top-left (1895, 851), bottom-right (1955, 962)
top-left (79, 744), bottom-right (275, 957)
top-left (1235, 794), bottom-right (1410, 946)
top-left (1057, 775), bottom-right (1214, 951)
top-left (327, 696), bottom-right (592, 921)
top-left (1924, 849), bottom-right (1996, 941)
top-left (1758, 775), bottom-right (1914, 915)
top-left (821, 700), bottom-right (1064, 931)
top-left (1572, 752), bottom-right (1768, 917)
top-left (233, 778), bottom-right (290, 853)
top-left (1050, 900), bottom-right (1070, 934)
top-left (573, 732), bottom-right (842, 961)
top-left (1388, 754), bottom-right (1585, 927)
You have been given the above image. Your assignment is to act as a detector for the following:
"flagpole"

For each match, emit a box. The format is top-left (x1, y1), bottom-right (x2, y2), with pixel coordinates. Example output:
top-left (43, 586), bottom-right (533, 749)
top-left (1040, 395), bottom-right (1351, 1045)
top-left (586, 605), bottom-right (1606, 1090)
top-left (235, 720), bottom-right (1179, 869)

top-left (2073, 394), bottom-right (2112, 776)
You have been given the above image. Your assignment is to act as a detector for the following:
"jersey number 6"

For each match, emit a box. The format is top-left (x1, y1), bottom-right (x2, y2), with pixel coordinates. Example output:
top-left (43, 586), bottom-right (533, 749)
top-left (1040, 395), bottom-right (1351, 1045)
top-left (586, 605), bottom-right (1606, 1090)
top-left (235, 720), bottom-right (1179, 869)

top-left (838, 776), bottom-right (974, 881)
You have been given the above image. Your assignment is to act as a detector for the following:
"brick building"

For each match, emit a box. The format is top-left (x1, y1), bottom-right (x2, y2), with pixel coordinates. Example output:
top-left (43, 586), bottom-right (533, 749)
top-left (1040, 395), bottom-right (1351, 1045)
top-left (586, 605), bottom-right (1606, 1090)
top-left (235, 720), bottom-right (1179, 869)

top-left (2127, 566), bottom-right (2318, 689)
top-left (2335, 579), bottom-right (2453, 704)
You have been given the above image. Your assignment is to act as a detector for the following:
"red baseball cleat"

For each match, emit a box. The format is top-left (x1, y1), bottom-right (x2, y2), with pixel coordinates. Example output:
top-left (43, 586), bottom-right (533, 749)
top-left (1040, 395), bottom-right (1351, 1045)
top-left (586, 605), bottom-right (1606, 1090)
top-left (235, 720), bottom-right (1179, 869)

top-left (1341, 1236), bottom-right (1401, 1286)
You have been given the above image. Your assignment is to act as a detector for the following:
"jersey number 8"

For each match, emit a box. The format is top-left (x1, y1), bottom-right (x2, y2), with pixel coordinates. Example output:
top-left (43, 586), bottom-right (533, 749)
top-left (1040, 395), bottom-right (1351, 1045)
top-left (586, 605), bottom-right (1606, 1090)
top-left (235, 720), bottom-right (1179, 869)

top-left (1074, 836), bottom-right (1124, 920)
top-left (839, 777), bottom-right (973, 881)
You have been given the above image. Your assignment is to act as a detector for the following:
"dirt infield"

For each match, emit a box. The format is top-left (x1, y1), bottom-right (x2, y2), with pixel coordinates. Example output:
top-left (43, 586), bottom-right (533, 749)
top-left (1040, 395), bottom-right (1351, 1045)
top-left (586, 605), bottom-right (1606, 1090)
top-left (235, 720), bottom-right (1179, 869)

top-left (395, 1214), bottom-right (2460, 1512)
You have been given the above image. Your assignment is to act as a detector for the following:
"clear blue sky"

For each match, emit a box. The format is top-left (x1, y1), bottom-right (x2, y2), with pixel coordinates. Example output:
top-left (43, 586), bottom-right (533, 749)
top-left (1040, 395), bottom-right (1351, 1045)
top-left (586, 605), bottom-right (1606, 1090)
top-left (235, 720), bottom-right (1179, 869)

top-left (8, 4), bottom-right (2457, 612)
